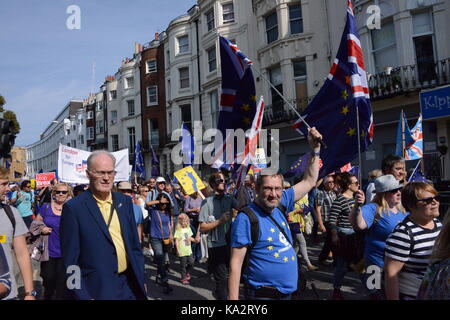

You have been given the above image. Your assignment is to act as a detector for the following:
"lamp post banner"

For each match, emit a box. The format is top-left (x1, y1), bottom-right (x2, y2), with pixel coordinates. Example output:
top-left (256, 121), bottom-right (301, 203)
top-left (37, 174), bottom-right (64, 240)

top-left (57, 144), bottom-right (130, 183)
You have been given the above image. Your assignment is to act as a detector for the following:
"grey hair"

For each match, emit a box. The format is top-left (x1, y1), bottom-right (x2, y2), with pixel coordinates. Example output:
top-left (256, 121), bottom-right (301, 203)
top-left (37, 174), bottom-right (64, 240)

top-left (87, 150), bottom-right (116, 170)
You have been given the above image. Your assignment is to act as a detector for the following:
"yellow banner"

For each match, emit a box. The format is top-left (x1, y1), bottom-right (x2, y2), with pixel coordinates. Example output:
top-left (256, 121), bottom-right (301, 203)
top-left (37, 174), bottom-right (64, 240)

top-left (174, 166), bottom-right (205, 195)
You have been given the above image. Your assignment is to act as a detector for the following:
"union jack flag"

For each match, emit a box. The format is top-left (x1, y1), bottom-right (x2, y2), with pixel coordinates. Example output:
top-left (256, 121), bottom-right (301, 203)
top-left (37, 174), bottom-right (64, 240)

top-left (234, 96), bottom-right (265, 190)
top-left (405, 115), bottom-right (423, 160)
top-left (292, 0), bottom-right (373, 177)
top-left (212, 36), bottom-right (257, 170)
top-left (76, 160), bottom-right (87, 173)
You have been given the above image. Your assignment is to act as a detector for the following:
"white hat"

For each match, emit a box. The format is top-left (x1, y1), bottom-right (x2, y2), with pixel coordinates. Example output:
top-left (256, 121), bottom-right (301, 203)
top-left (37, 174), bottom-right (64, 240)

top-left (156, 177), bottom-right (166, 183)
top-left (373, 174), bottom-right (403, 193)
top-left (117, 181), bottom-right (133, 190)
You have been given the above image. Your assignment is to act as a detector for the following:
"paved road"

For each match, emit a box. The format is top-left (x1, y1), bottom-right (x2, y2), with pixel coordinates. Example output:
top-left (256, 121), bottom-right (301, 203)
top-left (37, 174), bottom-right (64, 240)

top-left (15, 235), bottom-right (367, 300)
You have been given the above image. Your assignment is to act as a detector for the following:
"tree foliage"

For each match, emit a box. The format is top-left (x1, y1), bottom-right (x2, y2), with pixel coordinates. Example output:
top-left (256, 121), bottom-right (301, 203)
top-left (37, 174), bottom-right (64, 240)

top-left (0, 94), bottom-right (21, 134)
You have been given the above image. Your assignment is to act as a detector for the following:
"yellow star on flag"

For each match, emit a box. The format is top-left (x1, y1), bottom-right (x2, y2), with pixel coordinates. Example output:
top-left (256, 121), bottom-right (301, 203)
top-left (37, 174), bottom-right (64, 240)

top-left (291, 256), bottom-right (295, 261)
top-left (267, 237), bottom-right (273, 242)
top-left (241, 104), bottom-right (250, 112)
top-left (283, 257), bottom-right (288, 262)
top-left (243, 117), bottom-right (251, 125)
top-left (268, 246), bottom-right (273, 251)
top-left (250, 95), bottom-right (257, 102)
top-left (341, 90), bottom-right (349, 100)
top-left (347, 128), bottom-right (356, 136)
top-left (270, 228), bottom-right (275, 233)
top-left (360, 130), bottom-right (366, 138)
top-left (274, 253), bottom-right (279, 258)
top-left (341, 106), bottom-right (349, 115)
top-left (281, 222), bottom-right (286, 227)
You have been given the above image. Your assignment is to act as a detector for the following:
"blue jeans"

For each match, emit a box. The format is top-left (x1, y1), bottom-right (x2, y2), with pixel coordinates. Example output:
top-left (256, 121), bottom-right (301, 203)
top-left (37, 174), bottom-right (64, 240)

top-left (150, 238), bottom-right (168, 283)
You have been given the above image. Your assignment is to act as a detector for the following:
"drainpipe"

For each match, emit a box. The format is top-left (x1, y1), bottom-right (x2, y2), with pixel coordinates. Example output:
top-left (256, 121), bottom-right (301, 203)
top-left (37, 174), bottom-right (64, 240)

top-left (195, 19), bottom-right (203, 122)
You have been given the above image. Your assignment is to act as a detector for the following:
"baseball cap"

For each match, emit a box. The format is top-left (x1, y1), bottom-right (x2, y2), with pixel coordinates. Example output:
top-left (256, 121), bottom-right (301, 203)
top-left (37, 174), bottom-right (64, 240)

top-left (156, 177), bottom-right (166, 184)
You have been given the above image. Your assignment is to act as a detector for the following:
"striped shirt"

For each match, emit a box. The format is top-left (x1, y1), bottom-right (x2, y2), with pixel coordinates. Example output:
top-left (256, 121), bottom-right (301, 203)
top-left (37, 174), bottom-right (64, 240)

top-left (385, 217), bottom-right (442, 297)
top-left (315, 190), bottom-right (337, 222)
top-left (329, 195), bottom-right (355, 230)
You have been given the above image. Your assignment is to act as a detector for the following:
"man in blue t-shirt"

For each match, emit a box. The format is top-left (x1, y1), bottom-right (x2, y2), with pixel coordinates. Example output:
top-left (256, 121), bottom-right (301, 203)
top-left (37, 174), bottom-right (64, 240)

top-left (228, 127), bottom-right (323, 300)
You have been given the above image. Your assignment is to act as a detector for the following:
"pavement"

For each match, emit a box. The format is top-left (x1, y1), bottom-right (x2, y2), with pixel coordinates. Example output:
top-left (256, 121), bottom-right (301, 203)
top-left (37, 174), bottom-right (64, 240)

top-left (14, 234), bottom-right (367, 300)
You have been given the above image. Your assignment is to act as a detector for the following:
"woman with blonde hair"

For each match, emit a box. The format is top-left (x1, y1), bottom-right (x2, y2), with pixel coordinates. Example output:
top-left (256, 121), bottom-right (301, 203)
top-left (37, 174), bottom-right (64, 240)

top-left (30, 182), bottom-right (72, 300)
top-left (350, 174), bottom-right (408, 299)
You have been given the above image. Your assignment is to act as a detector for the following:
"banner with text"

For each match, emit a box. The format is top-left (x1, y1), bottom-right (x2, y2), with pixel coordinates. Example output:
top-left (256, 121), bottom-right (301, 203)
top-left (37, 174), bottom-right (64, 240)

top-left (36, 172), bottom-right (56, 188)
top-left (57, 144), bottom-right (130, 184)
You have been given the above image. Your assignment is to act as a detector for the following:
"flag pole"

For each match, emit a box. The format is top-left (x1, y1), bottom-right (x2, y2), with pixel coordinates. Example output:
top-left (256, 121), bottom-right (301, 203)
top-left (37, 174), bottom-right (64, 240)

top-left (401, 109), bottom-right (405, 158)
top-left (250, 66), bottom-right (327, 149)
top-left (356, 105), bottom-right (362, 185)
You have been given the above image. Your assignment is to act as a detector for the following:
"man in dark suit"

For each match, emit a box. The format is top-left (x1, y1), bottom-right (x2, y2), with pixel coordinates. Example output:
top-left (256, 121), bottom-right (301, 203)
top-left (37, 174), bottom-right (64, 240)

top-left (60, 151), bottom-right (146, 300)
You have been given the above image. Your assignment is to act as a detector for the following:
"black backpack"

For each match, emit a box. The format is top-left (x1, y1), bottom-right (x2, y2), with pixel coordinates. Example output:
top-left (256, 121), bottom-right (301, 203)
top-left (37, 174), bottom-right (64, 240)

top-left (227, 203), bottom-right (288, 272)
top-left (1, 203), bottom-right (16, 234)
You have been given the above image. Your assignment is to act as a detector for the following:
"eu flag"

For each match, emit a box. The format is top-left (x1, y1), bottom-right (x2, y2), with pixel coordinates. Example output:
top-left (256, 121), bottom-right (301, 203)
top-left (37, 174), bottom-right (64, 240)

top-left (180, 123), bottom-right (194, 167)
top-left (213, 36), bottom-right (257, 169)
top-left (132, 141), bottom-right (146, 180)
top-left (408, 161), bottom-right (427, 183)
top-left (293, 0), bottom-right (373, 177)
top-left (149, 143), bottom-right (160, 178)
top-left (283, 153), bottom-right (312, 179)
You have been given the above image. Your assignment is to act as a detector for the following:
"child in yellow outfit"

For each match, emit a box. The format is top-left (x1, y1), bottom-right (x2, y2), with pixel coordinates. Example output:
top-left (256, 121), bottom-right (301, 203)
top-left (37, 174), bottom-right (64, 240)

top-left (174, 214), bottom-right (200, 284)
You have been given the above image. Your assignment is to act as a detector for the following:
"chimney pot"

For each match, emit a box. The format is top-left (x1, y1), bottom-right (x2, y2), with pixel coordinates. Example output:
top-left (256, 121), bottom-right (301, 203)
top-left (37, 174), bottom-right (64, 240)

top-left (155, 32), bottom-right (159, 40)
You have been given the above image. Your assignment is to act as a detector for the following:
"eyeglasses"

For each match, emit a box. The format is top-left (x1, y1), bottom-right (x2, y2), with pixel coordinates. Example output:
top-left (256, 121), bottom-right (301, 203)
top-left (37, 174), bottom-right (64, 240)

top-left (215, 178), bottom-right (225, 184)
top-left (88, 170), bottom-right (117, 178)
top-left (387, 188), bottom-right (402, 194)
top-left (142, 190), bottom-right (149, 193)
top-left (263, 186), bottom-right (283, 193)
top-left (417, 195), bottom-right (441, 205)
top-left (55, 190), bottom-right (68, 195)
top-left (26, 185), bottom-right (31, 188)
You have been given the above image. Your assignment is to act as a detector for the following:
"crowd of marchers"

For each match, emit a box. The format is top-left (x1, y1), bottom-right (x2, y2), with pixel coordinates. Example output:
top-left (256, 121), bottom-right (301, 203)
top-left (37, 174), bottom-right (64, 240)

top-left (1, 128), bottom-right (449, 300)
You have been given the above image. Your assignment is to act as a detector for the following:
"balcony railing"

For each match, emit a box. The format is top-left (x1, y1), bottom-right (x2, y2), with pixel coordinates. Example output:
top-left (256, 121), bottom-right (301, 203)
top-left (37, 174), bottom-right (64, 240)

top-left (368, 58), bottom-right (450, 100)
top-left (263, 97), bottom-right (315, 126)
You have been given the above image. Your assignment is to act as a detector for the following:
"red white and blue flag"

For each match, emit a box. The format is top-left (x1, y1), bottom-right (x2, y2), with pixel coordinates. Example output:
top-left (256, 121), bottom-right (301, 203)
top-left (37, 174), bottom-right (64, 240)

top-left (212, 36), bottom-right (257, 170)
top-left (234, 96), bottom-right (265, 190)
top-left (405, 115), bottom-right (423, 160)
top-left (292, 0), bottom-right (373, 177)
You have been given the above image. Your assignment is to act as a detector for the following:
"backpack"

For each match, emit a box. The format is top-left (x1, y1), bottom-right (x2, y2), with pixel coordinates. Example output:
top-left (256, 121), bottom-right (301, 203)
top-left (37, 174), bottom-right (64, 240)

top-left (229, 203), bottom-right (288, 271)
top-left (1, 203), bottom-right (16, 235)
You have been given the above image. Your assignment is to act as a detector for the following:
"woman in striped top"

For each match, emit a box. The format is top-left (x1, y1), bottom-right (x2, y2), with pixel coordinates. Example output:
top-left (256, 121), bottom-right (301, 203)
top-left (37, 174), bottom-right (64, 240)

top-left (329, 172), bottom-right (359, 300)
top-left (384, 182), bottom-right (442, 300)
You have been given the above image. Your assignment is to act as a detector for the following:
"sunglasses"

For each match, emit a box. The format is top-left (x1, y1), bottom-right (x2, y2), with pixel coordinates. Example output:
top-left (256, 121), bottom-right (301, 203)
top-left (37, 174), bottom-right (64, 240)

top-left (215, 178), bottom-right (225, 184)
top-left (55, 190), bottom-right (68, 195)
top-left (387, 188), bottom-right (402, 194)
top-left (417, 195), bottom-right (441, 205)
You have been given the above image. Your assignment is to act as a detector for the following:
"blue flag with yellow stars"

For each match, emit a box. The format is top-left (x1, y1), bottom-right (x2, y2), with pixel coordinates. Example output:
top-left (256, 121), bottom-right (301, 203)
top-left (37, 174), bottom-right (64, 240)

top-left (213, 36), bottom-right (256, 170)
top-left (293, 1), bottom-right (373, 177)
top-left (283, 152), bottom-right (312, 178)
top-left (132, 141), bottom-right (146, 180)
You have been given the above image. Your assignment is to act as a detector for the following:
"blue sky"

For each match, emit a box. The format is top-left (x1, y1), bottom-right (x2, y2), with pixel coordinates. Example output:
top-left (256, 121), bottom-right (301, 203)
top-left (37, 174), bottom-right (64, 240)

top-left (0, 0), bottom-right (195, 146)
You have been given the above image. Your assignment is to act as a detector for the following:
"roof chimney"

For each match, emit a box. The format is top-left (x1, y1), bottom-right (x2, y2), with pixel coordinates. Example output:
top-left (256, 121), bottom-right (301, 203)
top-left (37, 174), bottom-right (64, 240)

top-left (155, 32), bottom-right (159, 40)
